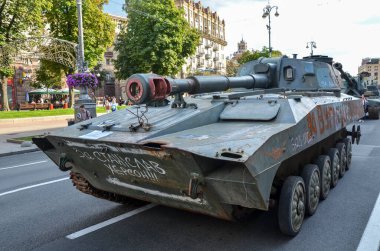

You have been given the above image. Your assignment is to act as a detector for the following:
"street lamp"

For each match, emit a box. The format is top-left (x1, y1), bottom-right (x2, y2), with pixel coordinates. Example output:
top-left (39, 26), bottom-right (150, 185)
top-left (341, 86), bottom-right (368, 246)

top-left (262, 3), bottom-right (279, 57)
top-left (306, 41), bottom-right (317, 56)
top-left (76, 0), bottom-right (86, 73)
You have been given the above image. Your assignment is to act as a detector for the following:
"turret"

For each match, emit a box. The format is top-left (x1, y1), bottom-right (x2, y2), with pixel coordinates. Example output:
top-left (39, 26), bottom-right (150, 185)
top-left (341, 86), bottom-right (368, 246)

top-left (125, 56), bottom-right (341, 106)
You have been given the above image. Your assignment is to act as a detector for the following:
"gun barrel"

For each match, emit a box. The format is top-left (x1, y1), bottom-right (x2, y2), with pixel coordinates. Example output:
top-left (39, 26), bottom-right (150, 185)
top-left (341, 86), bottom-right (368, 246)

top-left (333, 62), bottom-right (357, 89)
top-left (126, 73), bottom-right (270, 104)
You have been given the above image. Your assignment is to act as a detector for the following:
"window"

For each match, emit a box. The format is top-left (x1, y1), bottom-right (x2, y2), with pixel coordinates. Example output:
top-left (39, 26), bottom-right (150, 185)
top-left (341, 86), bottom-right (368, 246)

top-left (106, 59), bottom-right (111, 65)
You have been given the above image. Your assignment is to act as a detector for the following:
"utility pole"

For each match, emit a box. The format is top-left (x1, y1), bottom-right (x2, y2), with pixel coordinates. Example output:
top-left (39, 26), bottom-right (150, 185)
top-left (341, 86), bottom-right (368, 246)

top-left (306, 41), bottom-right (317, 56)
top-left (74, 0), bottom-right (96, 122)
top-left (262, 3), bottom-right (279, 57)
top-left (76, 0), bottom-right (86, 73)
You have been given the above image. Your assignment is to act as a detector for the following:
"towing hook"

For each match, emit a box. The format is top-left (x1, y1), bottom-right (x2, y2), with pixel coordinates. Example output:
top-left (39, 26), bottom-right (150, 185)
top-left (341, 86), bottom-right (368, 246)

top-left (59, 153), bottom-right (74, 171)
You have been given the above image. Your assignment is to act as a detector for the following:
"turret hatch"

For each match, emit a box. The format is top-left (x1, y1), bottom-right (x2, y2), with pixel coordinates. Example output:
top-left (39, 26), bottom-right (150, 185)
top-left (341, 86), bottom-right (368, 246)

top-left (220, 100), bottom-right (280, 121)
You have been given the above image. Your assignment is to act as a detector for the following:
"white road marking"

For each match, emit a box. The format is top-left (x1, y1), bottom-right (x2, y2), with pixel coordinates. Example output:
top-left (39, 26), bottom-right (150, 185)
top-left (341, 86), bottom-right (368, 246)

top-left (0, 177), bottom-right (69, 197)
top-left (357, 192), bottom-right (380, 251)
top-left (0, 160), bottom-right (48, 171)
top-left (66, 203), bottom-right (157, 240)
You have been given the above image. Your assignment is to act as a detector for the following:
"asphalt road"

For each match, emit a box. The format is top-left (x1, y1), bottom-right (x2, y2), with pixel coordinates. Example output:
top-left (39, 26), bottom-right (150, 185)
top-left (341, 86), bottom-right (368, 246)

top-left (1, 119), bottom-right (380, 251)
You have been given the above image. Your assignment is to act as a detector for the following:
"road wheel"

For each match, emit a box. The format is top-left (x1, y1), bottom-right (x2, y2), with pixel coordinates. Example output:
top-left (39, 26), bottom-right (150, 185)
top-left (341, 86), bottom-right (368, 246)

top-left (327, 148), bottom-right (340, 187)
top-left (278, 176), bottom-right (306, 236)
top-left (301, 164), bottom-right (320, 216)
top-left (314, 155), bottom-right (331, 200)
top-left (336, 143), bottom-right (347, 178)
top-left (342, 138), bottom-right (352, 170)
top-left (368, 106), bottom-right (379, 120)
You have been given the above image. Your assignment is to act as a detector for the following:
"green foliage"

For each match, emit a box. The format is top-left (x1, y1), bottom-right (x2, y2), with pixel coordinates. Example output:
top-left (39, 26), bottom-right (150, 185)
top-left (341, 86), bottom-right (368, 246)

top-left (0, 0), bottom-right (50, 46)
top-left (44, 0), bottom-right (116, 70)
top-left (0, 105), bottom-right (128, 119)
top-left (33, 60), bottom-right (65, 89)
top-left (226, 60), bottom-right (239, 77)
top-left (115, 0), bottom-right (200, 78)
top-left (0, 66), bottom-right (14, 77)
top-left (237, 47), bottom-right (283, 65)
top-left (0, 0), bottom-right (51, 110)
top-left (237, 51), bottom-right (259, 65)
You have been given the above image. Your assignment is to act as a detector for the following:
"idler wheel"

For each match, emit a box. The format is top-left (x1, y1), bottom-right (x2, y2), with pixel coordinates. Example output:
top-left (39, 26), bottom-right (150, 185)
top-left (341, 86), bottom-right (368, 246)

top-left (301, 164), bottom-right (320, 216)
top-left (314, 155), bottom-right (331, 200)
top-left (336, 143), bottom-right (347, 178)
top-left (350, 125), bottom-right (361, 145)
top-left (278, 176), bottom-right (305, 236)
top-left (327, 148), bottom-right (340, 188)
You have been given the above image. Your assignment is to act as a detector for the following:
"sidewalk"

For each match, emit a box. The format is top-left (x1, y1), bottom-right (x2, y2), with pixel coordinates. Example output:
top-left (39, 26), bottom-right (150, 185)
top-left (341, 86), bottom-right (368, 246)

top-left (0, 115), bottom-right (72, 157)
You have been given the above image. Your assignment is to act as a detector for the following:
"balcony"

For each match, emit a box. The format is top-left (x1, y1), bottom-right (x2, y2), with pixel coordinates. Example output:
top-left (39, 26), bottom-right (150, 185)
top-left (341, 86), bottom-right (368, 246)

top-left (213, 45), bottom-right (219, 51)
top-left (205, 43), bottom-right (212, 49)
top-left (213, 56), bottom-right (219, 61)
top-left (205, 54), bottom-right (211, 60)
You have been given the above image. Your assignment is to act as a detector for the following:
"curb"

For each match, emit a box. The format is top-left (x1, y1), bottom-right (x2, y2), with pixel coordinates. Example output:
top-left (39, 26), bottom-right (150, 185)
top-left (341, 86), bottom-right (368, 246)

top-left (0, 148), bottom-right (40, 157)
top-left (0, 115), bottom-right (74, 126)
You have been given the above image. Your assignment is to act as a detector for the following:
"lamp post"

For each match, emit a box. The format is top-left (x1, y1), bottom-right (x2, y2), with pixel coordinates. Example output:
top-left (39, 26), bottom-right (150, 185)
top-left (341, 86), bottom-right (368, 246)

top-left (74, 0), bottom-right (96, 123)
top-left (306, 41), bottom-right (317, 56)
top-left (262, 3), bottom-right (279, 57)
top-left (76, 0), bottom-right (86, 73)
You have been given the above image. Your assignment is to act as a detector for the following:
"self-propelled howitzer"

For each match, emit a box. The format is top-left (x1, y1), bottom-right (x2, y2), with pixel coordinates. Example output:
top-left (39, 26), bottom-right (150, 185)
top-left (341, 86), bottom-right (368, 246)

top-left (333, 62), bottom-right (380, 119)
top-left (33, 56), bottom-right (363, 236)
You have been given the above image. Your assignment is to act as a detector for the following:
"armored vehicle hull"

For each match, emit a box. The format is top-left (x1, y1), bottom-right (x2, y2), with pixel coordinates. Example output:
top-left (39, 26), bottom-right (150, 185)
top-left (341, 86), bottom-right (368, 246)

top-left (34, 56), bottom-right (363, 236)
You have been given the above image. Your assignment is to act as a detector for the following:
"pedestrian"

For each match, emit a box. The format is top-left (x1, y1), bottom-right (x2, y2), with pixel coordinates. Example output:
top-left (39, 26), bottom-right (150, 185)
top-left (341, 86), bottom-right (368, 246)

top-left (118, 97), bottom-right (124, 106)
top-left (111, 98), bottom-right (117, 112)
top-left (105, 99), bottom-right (111, 113)
top-left (103, 95), bottom-right (108, 107)
top-left (77, 104), bottom-right (92, 121)
top-left (359, 94), bottom-right (369, 122)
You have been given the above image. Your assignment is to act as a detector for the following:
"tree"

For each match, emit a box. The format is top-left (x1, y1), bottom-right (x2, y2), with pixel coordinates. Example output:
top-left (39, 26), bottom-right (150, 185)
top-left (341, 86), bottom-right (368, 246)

top-left (0, 0), bottom-right (50, 110)
top-left (237, 50), bottom-right (259, 65)
top-left (226, 60), bottom-right (239, 77)
top-left (45, 0), bottom-right (115, 69)
top-left (115, 0), bottom-right (200, 79)
top-left (237, 47), bottom-right (282, 65)
top-left (33, 59), bottom-right (65, 90)
top-left (43, 0), bottom-right (116, 106)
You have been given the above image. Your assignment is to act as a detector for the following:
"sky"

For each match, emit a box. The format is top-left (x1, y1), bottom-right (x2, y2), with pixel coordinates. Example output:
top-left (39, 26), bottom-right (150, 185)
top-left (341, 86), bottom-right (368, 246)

top-left (104, 0), bottom-right (380, 74)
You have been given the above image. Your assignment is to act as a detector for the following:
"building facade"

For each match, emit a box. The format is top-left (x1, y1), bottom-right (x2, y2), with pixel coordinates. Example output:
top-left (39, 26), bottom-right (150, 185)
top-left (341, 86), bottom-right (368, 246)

top-left (358, 58), bottom-right (379, 87)
top-left (175, 0), bottom-right (227, 76)
top-left (96, 14), bottom-right (128, 99)
top-left (231, 38), bottom-right (248, 61)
